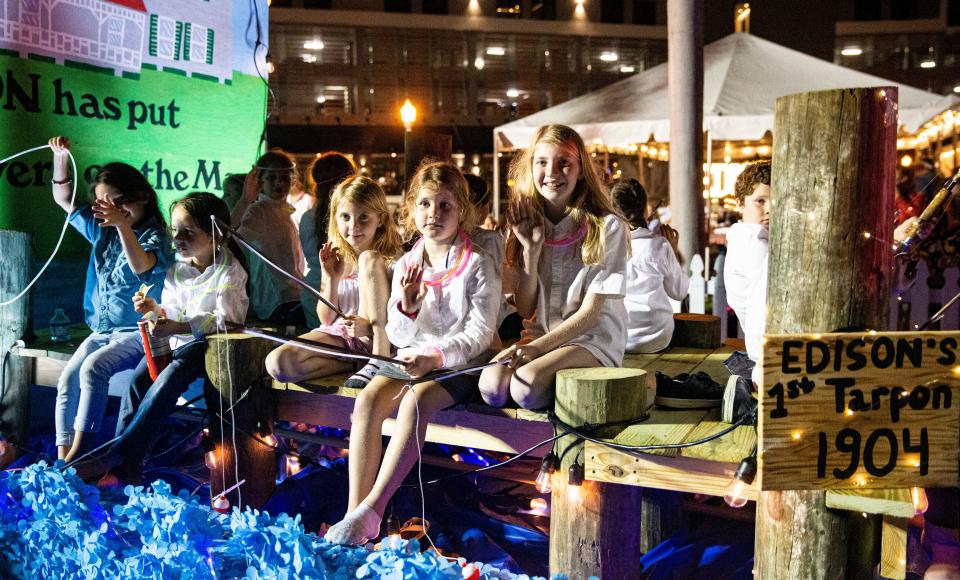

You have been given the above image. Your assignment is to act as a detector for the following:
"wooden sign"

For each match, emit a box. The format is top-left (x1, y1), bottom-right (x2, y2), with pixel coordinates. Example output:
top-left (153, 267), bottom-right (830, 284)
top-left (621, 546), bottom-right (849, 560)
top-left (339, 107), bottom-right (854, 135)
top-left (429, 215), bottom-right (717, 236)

top-left (759, 331), bottom-right (959, 490)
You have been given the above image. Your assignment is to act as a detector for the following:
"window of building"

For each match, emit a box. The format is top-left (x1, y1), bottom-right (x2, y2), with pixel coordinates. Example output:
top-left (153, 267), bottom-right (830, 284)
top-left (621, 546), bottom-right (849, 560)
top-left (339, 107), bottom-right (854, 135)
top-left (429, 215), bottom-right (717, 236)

top-left (531, 0), bottom-right (556, 20)
top-left (601, 0), bottom-right (625, 23)
top-left (422, 0), bottom-right (448, 14)
top-left (496, 0), bottom-right (522, 18)
top-left (302, 0), bottom-right (332, 8)
top-left (950, 0), bottom-right (960, 25)
top-left (853, 0), bottom-right (881, 20)
top-left (632, 0), bottom-right (656, 25)
top-left (385, 0), bottom-right (412, 13)
top-left (891, 0), bottom-right (920, 19)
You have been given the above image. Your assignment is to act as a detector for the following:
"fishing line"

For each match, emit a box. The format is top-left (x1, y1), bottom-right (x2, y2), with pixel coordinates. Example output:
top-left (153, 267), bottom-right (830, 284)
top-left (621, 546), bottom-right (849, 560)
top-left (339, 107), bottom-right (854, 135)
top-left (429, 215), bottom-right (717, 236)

top-left (0, 144), bottom-right (78, 306)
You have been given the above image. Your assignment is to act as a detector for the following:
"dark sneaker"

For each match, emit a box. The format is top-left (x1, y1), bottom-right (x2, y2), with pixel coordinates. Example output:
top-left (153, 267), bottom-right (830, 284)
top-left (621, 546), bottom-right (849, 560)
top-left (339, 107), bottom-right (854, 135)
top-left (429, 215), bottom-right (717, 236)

top-left (655, 371), bottom-right (725, 409)
top-left (722, 375), bottom-right (758, 424)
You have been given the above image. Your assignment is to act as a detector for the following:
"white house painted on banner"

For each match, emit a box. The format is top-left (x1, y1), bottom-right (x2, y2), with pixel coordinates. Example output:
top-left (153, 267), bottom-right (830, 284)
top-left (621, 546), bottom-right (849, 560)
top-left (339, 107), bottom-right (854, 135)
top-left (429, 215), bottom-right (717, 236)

top-left (0, 0), bottom-right (232, 82)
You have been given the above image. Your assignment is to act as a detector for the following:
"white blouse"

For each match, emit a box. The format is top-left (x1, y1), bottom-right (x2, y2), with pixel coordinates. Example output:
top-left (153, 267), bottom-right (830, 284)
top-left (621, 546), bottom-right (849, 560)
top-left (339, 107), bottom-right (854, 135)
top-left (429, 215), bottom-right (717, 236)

top-left (160, 248), bottom-right (249, 349)
top-left (522, 213), bottom-right (629, 367)
top-left (624, 226), bottom-right (690, 353)
top-left (386, 235), bottom-right (500, 368)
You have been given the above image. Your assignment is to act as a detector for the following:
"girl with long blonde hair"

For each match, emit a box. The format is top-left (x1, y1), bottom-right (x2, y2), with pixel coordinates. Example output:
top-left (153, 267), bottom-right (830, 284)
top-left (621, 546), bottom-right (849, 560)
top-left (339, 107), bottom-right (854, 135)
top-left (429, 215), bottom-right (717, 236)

top-left (479, 124), bottom-right (630, 409)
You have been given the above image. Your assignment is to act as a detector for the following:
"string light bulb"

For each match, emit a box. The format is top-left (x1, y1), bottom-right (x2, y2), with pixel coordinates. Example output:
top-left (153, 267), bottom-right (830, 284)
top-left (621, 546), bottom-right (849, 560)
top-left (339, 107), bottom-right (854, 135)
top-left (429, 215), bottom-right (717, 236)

top-left (385, 514), bottom-right (402, 538)
top-left (202, 435), bottom-right (219, 471)
top-left (536, 453), bottom-right (560, 493)
top-left (567, 463), bottom-right (585, 505)
top-left (911, 487), bottom-right (929, 514)
top-left (723, 455), bottom-right (757, 508)
top-left (0, 433), bottom-right (9, 458)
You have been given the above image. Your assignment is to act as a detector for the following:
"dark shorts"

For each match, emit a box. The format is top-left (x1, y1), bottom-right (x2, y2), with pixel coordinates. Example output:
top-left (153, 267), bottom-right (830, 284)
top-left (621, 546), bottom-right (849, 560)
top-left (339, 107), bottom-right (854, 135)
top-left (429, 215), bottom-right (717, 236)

top-left (374, 362), bottom-right (481, 407)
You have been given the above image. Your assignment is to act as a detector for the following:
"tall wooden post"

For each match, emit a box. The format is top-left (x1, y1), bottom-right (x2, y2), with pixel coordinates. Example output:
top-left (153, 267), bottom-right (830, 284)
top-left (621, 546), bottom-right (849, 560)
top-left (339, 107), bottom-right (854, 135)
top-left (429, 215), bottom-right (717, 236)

top-left (205, 335), bottom-right (277, 509)
top-left (0, 231), bottom-right (30, 468)
top-left (667, 0), bottom-right (705, 268)
top-left (756, 87), bottom-right (896, 578)
top-left (550, 368), bottom-right (646, 579)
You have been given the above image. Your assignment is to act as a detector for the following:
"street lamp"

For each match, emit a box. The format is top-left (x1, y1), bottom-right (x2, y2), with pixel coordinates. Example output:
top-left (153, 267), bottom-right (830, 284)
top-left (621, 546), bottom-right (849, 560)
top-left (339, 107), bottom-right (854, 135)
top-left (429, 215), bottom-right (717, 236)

top-left (400, 98), bottom-right (417, 132)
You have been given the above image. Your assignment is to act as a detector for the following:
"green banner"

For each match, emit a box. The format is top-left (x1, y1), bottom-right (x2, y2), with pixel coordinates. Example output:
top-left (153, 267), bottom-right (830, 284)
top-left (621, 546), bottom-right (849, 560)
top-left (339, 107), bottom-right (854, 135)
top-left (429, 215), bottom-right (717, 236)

top-left (0, 0), bottom-right (268, 259)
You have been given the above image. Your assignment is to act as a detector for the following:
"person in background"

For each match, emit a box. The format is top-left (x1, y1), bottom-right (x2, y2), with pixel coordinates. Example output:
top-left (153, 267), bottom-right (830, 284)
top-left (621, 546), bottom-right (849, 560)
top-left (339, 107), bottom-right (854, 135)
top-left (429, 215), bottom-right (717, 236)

top-left (231, 150), bottom-right (305, 325)
top-left (300, 152), bottom-right (358, 328)
top-left (611, 178), bottom-right (689, 353)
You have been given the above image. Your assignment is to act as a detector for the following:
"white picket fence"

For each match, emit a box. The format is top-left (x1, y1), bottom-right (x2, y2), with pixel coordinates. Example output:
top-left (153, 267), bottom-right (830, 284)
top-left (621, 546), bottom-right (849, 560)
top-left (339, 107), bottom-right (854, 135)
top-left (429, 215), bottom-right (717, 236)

top-left (686, 253), bottom-right (960, 334)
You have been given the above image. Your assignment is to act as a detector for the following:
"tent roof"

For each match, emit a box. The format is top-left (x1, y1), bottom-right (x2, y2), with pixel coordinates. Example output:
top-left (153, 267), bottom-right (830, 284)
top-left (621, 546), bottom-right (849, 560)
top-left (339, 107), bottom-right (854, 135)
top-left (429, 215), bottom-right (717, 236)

top-left (496, 32), bottom-right (955, 148)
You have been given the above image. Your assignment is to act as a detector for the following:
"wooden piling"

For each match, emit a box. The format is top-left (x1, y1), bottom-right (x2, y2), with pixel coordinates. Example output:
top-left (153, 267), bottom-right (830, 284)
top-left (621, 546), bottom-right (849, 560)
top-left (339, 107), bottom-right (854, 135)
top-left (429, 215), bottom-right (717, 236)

top-left (0, 231), bottom-right (31, 468)
top-left (550, 367), bottom-right (646, 579)
top-left (204, 334), bottom-right (276, 509)
top-left (756, 87), bottom-right (896, 578)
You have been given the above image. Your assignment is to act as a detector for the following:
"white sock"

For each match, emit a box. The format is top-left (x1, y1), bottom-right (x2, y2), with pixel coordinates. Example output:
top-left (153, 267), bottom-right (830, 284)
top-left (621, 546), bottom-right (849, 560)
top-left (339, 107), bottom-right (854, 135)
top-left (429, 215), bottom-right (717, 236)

top-left (325, 503), bottom-right (381, 545)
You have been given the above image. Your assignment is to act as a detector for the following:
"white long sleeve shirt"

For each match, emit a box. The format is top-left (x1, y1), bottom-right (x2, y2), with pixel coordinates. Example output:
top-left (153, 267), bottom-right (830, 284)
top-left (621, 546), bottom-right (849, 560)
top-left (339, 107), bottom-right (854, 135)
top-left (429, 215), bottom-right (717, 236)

top-left (624, 226), bottom-right (690, 353)
top-left (386, 236), bottom-right (500, 368)
top-left (160, 248), bottom-right (249, 349)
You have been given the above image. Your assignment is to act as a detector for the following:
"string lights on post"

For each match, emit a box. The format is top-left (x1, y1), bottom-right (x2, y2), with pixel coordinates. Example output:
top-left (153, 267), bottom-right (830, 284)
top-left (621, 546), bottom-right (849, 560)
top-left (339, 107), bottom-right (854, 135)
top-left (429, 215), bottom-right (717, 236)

top-left (723, 453), bottom-right (757, 508)
top-left (536, 452), bottom-right (560, 493)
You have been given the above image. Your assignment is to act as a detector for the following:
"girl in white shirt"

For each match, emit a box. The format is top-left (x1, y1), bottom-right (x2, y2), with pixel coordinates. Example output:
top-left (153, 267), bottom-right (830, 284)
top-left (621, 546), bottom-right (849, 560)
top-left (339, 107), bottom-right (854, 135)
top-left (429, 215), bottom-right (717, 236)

top-left (73, 192), bottom-right (249, 481)
top-left (266, 175), bottom-right (402, 387)
top-left (325, 162), bottom-right (500, 545)
top-left (611, 179), bottom-right (689, 353)
top-left (479, 124), bottom-right (630, 410)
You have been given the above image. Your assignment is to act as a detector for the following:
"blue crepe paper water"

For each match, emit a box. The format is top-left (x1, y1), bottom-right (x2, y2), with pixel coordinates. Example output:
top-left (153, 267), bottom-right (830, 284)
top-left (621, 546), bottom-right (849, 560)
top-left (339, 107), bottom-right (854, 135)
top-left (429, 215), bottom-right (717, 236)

top-left (0, 462), bottom-right (570, 579)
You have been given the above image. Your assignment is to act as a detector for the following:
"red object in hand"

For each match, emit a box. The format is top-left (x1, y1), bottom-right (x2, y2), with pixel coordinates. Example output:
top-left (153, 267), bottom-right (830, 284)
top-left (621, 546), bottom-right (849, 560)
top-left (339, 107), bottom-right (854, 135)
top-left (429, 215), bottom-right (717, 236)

top-left (138, 320), bottom-right (172, 380)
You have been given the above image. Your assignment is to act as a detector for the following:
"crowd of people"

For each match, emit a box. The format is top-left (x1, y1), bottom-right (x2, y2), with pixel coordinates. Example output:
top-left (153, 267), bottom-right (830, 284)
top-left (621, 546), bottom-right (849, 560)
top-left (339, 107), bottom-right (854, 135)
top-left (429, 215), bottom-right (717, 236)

top-left (40, 124), bottom-right (957, 575)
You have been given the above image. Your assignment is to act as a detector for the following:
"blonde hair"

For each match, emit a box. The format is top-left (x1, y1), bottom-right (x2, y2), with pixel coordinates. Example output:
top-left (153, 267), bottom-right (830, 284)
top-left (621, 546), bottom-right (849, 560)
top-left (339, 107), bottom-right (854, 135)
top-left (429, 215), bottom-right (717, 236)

top-left (398, 160), bottom-right (476, 242)
top-left (506, 124), bottom-right (622, 267)
top-left (326, 175), bottom-right (402, 265)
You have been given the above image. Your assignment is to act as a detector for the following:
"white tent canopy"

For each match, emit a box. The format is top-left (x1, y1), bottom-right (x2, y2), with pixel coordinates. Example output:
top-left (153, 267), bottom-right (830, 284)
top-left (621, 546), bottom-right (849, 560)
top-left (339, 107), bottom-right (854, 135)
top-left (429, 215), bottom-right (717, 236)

top-left (495, 32), bottom-right (956, 149)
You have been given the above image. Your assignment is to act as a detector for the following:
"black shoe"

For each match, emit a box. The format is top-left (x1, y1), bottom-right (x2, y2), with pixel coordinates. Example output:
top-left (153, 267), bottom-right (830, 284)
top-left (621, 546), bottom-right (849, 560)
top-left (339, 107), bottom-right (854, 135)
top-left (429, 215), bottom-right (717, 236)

top-left (654, 371), bottom-right (724, 409)
top-left (722, 375), bottom-right (758, 424)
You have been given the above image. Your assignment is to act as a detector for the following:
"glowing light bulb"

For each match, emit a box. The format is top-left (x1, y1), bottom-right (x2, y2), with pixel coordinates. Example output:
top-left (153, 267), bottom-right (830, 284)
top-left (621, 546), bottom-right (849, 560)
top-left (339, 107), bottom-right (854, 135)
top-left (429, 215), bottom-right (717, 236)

top-left (530, 497), bottom-right (548, 513)
top-left (286, 454), bottom-right (301, 477)
top-left (535, 470), bottom-right (554, 494)
top-left (911, 487), bottom-right (929, 514)
top-left (205, 448), bottom-right (219, 470)
top-left (723, 456), bottom-right (757, 509)
top-left (723, 478), bottom-right (751, 509)
top-left (262, 433), bottom-right (278, 447)
top-left (536, 454), bottom-right (559, 494)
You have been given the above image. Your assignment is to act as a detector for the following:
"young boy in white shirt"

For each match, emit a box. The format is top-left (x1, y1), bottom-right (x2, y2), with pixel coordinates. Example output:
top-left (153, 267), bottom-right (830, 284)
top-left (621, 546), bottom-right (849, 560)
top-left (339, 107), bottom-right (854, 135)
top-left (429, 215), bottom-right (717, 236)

top-left (722, 161), bottom-right (770, 420)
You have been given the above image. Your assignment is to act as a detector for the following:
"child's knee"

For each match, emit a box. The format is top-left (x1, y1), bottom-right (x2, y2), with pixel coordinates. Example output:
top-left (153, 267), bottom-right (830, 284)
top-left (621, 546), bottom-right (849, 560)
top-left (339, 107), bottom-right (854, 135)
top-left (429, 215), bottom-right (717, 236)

top-left (78, 358), bottom-right (112, 390)
top-left (510, 369), bottom-right (552, 409)
top-left (265, 347), bottom-right (297, 383)
top-left (478, 371), bottom-right (509, 407)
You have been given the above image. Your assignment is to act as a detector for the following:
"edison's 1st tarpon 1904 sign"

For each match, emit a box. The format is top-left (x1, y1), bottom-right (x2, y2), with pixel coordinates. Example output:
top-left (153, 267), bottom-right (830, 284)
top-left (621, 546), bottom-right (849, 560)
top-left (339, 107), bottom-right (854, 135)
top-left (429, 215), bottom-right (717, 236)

top-left (760, 331), bottom-right (959, 490)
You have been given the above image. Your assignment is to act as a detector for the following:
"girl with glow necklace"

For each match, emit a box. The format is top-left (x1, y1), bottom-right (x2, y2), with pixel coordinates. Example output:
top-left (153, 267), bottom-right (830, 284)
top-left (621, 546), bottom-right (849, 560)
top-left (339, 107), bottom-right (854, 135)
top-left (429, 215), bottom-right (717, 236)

top-left (325, 161), bottom-right (501, 545)
top-left (479, 124), bottom-right (630, 410)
